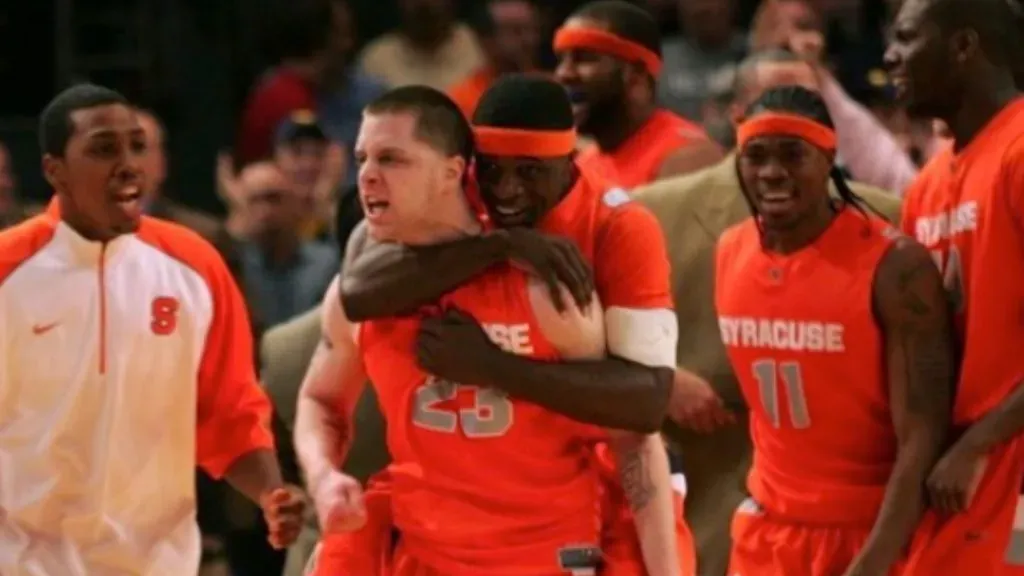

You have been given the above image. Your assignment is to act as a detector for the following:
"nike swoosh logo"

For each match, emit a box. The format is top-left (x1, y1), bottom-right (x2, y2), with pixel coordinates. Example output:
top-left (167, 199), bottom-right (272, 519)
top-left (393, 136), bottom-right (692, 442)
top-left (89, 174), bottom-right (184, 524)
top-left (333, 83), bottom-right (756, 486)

top-left (32, 322), bottom-right (59, 335)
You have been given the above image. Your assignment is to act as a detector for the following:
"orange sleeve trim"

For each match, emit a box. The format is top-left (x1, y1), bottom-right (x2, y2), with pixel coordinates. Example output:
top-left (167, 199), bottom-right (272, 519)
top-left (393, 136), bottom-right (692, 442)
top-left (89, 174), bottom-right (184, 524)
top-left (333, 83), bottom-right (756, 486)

top-left (474, 126), bottom-right (577, 158)
top-left (136, 218), bottom-right (274, 478)
top-left (737, 112), bottom-right (837, 152)
top-left (0, 215), bottom-right (59, 288)
top-left (554, 27), bottom-right (662, 77)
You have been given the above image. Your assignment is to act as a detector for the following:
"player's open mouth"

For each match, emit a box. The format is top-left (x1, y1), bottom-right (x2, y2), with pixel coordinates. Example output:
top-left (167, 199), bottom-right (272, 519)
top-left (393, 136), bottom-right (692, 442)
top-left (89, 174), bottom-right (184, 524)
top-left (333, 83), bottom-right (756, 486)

top-left (758, 190), bottom-right (797, 212)
top-left (363, 199), bottom-right (389, 219)
top-left (113, 186), bottom-right (142, 206)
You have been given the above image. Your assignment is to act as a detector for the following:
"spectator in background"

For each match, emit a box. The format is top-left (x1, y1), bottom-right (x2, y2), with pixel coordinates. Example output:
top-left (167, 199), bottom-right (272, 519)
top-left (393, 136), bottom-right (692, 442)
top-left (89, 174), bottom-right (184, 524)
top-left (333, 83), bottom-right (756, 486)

top-left (658, 0), bottom-right (747, 122)
top-left (448, 0), bottom-right (542, 118)
top-left (631, 49), bottom-right (901, 575)
top-left (0, 142), bottom-right (24, 230)
top-left (358, 0), bottom-right (483, 89)
top-left (237, 161), bottom-right (338, 328)
top-left (273, 111), bottom-right (347, 241)
top-left (237, 0), bottom-right (384, 189)
top-left (749, 1), bottom-right (917, 193)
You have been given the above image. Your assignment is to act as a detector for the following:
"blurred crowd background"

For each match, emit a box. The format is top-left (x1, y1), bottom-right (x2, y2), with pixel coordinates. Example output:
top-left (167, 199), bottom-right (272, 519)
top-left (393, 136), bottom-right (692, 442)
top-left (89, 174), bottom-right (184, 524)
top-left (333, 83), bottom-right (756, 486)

top-left (0, 0), bottom-right (971, 575)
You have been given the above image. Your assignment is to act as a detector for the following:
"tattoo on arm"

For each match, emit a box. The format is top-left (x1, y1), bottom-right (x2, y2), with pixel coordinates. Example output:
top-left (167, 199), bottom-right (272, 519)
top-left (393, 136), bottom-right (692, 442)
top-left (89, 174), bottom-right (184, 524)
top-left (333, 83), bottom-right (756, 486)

top-left (617, 440), bottom-right (655, 510)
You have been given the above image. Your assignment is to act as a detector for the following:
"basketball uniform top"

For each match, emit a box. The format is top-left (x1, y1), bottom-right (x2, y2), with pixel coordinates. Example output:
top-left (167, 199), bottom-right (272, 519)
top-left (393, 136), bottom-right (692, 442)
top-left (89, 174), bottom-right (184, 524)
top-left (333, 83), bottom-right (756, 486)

top-left (716, 207), bottom-right (900, 525)
top-left (360, 265), bottom-right (601, 575)
top-left (576, 109), bottom-right (709, 191)
top-left (900, 97), bottom-right (1024, 425)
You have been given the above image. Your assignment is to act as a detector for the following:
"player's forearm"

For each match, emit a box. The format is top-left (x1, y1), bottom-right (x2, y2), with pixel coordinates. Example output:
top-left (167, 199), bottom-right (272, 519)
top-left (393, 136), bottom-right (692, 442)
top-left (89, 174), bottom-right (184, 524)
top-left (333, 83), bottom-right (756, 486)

top-left (339, 234), bottom-right (507, 321)
top-left (852, 428), bottom-right (944, 573)
top-left (294, 396), bottom-right (350, 492)
top-left (483, 352), bottom-right (672, 433)
top-left (610, 433), bottom-right (681, 576)
top-left (223, 449), bottom-right (286, 504)
top-left (954, 379), bottom-right (1024, 454)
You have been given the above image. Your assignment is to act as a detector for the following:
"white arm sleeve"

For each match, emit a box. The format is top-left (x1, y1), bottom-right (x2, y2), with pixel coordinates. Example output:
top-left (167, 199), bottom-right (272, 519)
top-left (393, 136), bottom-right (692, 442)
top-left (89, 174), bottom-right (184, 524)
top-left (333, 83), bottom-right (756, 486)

top-left (604, 306), bottom-right (678, 368)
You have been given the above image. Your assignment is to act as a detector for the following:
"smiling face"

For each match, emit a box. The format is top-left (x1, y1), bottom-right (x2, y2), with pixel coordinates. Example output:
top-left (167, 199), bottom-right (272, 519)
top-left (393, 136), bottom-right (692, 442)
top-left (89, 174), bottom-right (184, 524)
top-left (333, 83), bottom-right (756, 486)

top-left (883, 0), bottom-right (961, 119)
top-left (43, 103), bottom-right (147, 241)
top-left (474, 153), bottom-right (575, 228)
top-left (554, 17), bottom-right (632, 136)
top-left (737, 134), bottom-right (833, 232)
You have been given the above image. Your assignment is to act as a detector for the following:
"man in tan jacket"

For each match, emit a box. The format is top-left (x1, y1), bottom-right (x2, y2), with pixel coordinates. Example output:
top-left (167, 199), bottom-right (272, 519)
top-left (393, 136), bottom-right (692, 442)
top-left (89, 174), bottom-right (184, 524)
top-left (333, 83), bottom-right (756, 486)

top-left (260, 307), bottom-right (390, 576)
top-left (634, 52), bottom-right (902, 576)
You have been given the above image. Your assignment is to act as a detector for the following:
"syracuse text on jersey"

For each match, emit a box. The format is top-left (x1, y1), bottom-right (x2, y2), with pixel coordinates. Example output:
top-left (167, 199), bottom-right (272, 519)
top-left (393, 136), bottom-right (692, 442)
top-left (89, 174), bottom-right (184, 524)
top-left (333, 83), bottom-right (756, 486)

top-left (718, 316), bottom-right (846, 353)
top-left (913, 200), bottom-right (978, 249)
top-left (481, 322), bottom-right (533, 355)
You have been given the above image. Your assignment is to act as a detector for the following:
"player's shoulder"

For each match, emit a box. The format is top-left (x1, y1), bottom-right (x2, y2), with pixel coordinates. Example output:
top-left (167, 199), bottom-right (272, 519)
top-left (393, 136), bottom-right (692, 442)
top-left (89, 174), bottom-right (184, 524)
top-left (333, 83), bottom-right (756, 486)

top-left (136, 216), bottom-right (231, 280)
top-left (0, 214), bottom-right (59, 287)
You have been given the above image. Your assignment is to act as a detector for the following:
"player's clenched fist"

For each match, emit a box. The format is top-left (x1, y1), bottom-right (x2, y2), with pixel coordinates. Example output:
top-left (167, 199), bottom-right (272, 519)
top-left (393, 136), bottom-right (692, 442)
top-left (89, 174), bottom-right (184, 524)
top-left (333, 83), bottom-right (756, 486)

top-left (258, 485), bottom-right (307, 550)
top-left (311, 470), bottom-right (367, 534)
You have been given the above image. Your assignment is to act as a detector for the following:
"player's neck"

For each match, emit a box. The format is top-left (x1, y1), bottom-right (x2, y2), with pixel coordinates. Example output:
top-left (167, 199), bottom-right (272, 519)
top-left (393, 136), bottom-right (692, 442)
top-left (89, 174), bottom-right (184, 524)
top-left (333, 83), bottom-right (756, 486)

top-left (948, 79), bottom-right (1020, 151)
top-left (593, 101), bottom-right (655, 152)
top-left (761, 203), bottom-right (838, 255)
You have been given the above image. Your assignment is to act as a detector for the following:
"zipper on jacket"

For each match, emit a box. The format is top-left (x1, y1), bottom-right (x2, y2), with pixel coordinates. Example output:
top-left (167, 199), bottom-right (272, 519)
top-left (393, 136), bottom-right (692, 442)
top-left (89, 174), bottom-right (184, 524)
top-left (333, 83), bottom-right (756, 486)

top-left (98, 243), bottom-right (107, 374)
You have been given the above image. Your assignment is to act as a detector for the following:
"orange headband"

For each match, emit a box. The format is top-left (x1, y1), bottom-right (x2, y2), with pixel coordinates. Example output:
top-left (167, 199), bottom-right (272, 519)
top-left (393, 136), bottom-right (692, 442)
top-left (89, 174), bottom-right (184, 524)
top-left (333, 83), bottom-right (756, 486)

top-left (473, 126), bottom-right (577, 158)
top-left (553, 27), bottom-right (662, 77)
top-left (736, 112), bottom-right (837, 151)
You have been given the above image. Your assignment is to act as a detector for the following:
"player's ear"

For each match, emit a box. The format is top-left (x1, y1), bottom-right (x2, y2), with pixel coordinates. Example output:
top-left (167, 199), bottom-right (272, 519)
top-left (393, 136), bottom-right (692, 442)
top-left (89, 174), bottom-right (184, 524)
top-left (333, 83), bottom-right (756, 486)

top-left (949, 28), bottom-right (979, 65)
top-left (42, 154), bottom-right (68, 192)
top-left (444, 155), bottom-right (466, 189)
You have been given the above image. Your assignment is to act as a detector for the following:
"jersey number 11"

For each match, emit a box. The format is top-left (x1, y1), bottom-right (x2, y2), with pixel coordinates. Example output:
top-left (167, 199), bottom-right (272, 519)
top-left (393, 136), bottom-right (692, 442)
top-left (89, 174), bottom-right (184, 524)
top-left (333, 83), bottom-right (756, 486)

top-left (752, 359), bottom-right (811, 429)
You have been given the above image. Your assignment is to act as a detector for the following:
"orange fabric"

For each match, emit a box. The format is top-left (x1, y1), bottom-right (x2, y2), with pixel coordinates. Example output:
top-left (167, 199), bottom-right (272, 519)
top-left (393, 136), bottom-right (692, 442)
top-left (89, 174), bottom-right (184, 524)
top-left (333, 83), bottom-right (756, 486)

top-left (715, 208), bottom-right (900, 525)
top-left (729, 504), bottom-right (908, 575)
top-left (554, 26), bottom-right (662, 77)
top-left (360, 265), bottom-right (602, 575)
top-left (0, 213), bottom-right (58, 288)
top-left (737, 112), bottom-right (837, 151)
top-left (539, 164), bottom-right (673, 309)
top-left (576, 109), bottom-right (709, 190)
top-left (311, 472), bottom-right (395, 576)
top-left (137, 218), bottom-right (274, 477)
top-left (447, 67), bottom-right (496, 119)
top-left (900, 97), bottom-right (1024, 425)
top-left (904, 437), bottom-right (1024, 575)
top-left (474, 126), bottom-right (578, 158)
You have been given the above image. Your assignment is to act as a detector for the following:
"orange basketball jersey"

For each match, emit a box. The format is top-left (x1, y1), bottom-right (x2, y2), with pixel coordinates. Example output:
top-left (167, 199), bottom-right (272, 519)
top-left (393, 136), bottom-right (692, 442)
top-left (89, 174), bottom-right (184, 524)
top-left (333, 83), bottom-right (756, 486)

top-left (715, 208), bottom-right (900, 525)
top-left (576, 109), bottom-right (708, 190)
top-left (359, 265), bottom-right (602, 575)
top-left (900, 97), bottom-right (1024, 425)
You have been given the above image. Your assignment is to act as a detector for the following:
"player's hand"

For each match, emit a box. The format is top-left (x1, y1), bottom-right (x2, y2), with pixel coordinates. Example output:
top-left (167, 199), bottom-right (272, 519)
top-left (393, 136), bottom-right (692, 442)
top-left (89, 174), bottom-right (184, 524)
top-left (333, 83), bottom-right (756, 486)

top-left (927, 444), bottom-right (987, 516)
top-left (258, 485), bottom-right (306, 549)
top-left (666, 368), bottom-right (734, 434)
top-left (417, 309), bottom-right (501, 383)
top-left (493, 228), bottom-right (594, 313)
top-left (311, 470), bottom-right (367, 534)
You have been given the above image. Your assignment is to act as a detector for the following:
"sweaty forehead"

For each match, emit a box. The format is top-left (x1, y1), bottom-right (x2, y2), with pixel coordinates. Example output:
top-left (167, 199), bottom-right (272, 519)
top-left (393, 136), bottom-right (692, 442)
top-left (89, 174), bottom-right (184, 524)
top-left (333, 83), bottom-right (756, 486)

top-left (356, 111), bottom-right (421, 150)
top-left (70, 104), bottom-right (140, 138)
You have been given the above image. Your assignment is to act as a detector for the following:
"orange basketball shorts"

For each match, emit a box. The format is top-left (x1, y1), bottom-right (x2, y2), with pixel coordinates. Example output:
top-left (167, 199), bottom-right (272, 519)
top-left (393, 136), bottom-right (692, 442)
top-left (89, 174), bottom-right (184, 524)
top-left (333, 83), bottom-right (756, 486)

top-left (308, 472), bottom-right (394, 576)
top-left (904, 437), bottom-right (1024, 575)
top-left (729, 498), bottom-right (906, 576)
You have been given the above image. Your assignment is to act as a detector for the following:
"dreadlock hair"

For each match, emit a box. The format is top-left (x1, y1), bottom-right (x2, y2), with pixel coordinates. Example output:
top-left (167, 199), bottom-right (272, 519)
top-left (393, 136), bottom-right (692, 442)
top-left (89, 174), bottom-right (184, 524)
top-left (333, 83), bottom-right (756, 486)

top-left (740, 85), bottom-right (890, 224)
top-left (572, 1), bottom-right (662, 59)
top-left (473, 74), bottom-right (575, 132)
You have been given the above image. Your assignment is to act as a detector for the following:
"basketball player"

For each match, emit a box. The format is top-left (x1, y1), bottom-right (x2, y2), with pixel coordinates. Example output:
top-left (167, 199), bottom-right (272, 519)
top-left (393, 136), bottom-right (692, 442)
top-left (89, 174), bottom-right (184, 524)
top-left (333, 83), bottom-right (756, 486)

top-left (717, 85), bottom-right (954, 576)
top-left (295, 85), bottom-right (681, 575)
top-left (886, 0), bottom-right (1024, 572)
top-left (0, 84), bottom-right (304, 574)
top-left (553, 0), bottom-right (723, 187)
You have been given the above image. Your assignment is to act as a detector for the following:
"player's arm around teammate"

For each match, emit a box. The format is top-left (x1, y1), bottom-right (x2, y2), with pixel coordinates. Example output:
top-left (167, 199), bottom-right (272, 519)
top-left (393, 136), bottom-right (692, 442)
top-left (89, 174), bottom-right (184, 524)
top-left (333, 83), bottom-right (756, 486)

top-left (294, 276), bottom-right (369, 534)
top-left (843, 237), bottom-right (956, 575)
top-left (522, 281), bottom-right (683, 576)
top-left (339, 222), bottom-right (673, 433)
